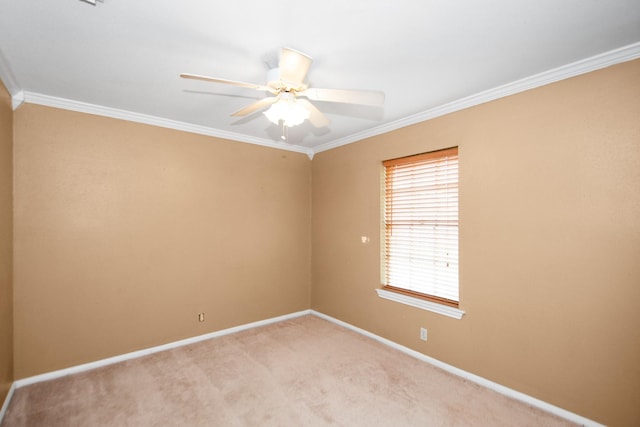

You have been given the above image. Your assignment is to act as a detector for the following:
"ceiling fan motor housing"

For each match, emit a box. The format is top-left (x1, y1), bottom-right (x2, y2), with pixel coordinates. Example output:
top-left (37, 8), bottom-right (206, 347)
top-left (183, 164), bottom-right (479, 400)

top-left (266, 67), bottom-right (306, 93)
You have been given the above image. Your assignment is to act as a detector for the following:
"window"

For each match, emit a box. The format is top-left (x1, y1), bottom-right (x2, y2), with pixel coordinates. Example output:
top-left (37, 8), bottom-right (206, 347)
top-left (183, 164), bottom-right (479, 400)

top-left (380, 147), bottom-right (461, 316)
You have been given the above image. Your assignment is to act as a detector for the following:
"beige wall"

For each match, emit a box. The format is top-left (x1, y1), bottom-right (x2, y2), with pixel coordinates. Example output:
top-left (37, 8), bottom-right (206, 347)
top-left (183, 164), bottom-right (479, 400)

top-left (13, 105), bottom-right (311, 378)
top-left (311, 59), bottom-right (640, 427)
top-left (0, 82), bottom-right (14, 404)
top-left (6, 59), bottom-right (640, 426)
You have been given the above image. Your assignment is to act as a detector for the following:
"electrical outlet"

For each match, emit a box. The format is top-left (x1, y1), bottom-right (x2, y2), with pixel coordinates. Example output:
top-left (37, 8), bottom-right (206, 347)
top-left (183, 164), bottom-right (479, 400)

top-left (420, 327), bottom-right (428, 341)
top-left (198, 313), bottom-right (205, 322)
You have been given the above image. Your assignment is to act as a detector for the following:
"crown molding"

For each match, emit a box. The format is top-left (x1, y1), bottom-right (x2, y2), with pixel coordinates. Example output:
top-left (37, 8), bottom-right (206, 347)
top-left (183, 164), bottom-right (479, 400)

top-left (312, 41), bottom-right (640, 154)
top-left (11, 90), bottom-right (25, 110)
top-left (8, 42), bottom-right (640, 158)
top-left (21, 92), bottom-right (314, 157)
top-left (0, 48), bottom-right (24, 109)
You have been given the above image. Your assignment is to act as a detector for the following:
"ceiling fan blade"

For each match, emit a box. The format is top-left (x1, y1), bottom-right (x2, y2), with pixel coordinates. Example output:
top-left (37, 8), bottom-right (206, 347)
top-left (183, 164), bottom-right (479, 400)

top-left (180, 73), bottom-right (272, 92)
top-left (278, 48), bottom-right (312, 88)
top-left (231, 97), bottom-right (278, 117)
top-left (298, 87), bottom-right (385, 106)
top-left (297, 99), bottom-right (330, 128)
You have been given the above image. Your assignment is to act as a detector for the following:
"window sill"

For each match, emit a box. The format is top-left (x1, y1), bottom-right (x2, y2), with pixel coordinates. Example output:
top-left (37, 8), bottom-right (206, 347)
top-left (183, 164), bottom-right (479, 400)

top-left (376, 288), bottom-right (465, 320)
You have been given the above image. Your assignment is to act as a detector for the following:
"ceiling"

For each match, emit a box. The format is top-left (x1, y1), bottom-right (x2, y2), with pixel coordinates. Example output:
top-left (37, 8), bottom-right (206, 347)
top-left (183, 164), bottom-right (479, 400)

top-left (1, 1), bottom-right (639, 156)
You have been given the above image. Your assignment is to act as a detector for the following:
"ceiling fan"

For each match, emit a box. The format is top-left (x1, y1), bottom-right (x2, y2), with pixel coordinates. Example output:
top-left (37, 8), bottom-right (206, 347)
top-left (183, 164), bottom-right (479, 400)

top-left (180, 47), bottom-right (385, 135)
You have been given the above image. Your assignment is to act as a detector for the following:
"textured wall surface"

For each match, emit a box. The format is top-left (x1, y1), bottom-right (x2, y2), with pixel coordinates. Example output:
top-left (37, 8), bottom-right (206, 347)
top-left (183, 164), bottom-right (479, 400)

top-left (0, 79), bottom-right (14, 407)
top-left (6, 59), bottom-right (640, 427)
top-left (13, 105), bottom-right (312, 378)
top-left (311, 59), bottom-right (640, 427)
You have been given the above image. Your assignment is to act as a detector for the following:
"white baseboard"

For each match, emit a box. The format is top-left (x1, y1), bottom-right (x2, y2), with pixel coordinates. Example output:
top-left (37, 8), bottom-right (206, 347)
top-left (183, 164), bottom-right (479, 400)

top-left (310, 310), bottom-right (604, 427)
top-left (6, 308), bottom-right (603, 426)
top-left (14, 309), bottom-right (311, 388)
top-left (0, 382), bottom-right (16, 424)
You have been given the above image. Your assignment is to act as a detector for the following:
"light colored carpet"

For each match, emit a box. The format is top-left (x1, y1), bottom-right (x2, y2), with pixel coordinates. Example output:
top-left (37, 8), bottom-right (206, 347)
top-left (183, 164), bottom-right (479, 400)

top-left (1, 315), bottom-right (576, 426)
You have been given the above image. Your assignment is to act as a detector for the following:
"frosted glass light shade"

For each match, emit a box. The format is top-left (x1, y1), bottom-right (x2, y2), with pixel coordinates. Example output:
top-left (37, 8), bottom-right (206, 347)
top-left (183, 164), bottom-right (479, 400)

top-left (263, 93), bottom-right (310, 127)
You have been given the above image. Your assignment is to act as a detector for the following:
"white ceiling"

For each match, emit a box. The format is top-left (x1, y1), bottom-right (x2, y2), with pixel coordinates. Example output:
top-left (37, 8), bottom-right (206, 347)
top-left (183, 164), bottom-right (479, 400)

top-left (1, 1), bottom-right (639, 156)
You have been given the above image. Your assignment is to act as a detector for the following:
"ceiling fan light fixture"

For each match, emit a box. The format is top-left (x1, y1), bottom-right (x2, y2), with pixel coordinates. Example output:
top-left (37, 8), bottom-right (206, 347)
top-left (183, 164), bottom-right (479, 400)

top-left (263, 92), bottom-right (310, 128)
top-left (181, 47), bottom-right (383, 135)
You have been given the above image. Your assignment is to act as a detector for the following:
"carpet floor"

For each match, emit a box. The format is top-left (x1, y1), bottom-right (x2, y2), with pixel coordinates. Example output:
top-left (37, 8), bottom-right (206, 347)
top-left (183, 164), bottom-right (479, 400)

top-left (1, 315), bottom-right (577, 426)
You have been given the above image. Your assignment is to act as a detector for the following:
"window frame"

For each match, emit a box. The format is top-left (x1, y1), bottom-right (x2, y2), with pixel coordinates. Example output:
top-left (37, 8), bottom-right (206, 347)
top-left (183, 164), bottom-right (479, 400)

top-left (379, 147), bottom-right (464, 319)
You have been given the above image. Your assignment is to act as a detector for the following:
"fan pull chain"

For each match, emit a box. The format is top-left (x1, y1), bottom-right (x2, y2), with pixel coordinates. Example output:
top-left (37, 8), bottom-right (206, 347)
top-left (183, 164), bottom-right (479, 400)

top-left (281, 121), bottom-right (288, 141)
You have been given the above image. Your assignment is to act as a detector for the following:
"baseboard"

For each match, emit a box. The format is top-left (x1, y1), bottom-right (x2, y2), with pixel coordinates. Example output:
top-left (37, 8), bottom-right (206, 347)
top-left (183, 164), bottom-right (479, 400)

top-left (0, 382), bottom-right (16, 424)
top-left (310, 310), bottom-right (605, 427)
top-left (7, 309), bottom-right (604, 426)
top-left (15, 309), bottom-right (311, 388)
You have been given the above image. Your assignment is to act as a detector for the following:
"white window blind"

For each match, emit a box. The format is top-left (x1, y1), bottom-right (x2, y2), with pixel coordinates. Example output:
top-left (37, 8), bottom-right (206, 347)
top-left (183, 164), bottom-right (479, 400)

top-left (383, 147), bottom-right (459, 307)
